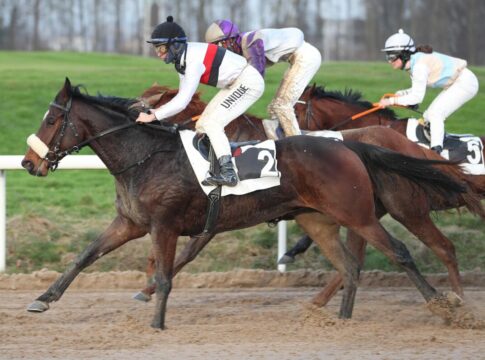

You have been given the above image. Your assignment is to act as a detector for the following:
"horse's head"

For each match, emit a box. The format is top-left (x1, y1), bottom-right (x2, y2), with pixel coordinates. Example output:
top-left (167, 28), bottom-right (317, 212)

top-left (22, 78), bottom-right (87, 176)
top-left (295, 84), bottom-right (349, 131)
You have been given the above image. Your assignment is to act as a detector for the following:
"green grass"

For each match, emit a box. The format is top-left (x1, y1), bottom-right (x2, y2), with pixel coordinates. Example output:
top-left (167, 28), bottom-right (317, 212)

top-left (1, 51), bottom-right (484, 274)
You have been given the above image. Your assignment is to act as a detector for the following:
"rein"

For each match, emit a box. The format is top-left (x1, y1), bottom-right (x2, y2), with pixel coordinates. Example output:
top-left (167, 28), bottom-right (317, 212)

top-left (298, 96), bottom-right (418, 131)
top-left (328, 104), bottom-right (383, 130)
top-left (45, 97), bottom-right (179, 175)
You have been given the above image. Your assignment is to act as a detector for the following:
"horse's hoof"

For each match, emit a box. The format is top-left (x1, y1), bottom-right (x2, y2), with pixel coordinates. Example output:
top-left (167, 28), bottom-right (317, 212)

top-left (27, 300), bottom-right (49, 313)
top-left (150, 321), bottom-right (166, 330)
top-left (278, 255), bottom-right (295, 265)
top-left (132, 291), bottom-right (152, 302)
top-left (445, 291), bottom-right (464, 307)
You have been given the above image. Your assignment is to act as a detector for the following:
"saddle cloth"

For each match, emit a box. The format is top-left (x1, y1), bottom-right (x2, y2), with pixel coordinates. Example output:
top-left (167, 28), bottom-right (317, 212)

top-left (406, 118), bottom-right (485, 175)
top-left (179, 130), bottom-right (281, 196)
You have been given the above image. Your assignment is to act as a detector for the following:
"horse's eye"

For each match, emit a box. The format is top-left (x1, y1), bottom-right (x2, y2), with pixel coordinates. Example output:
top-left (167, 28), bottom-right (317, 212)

top-left (46, 116), bottom-right (57, 125)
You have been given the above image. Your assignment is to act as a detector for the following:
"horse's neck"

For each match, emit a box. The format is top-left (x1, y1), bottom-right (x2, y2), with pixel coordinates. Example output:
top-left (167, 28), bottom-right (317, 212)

top-left (82, 106), bottom-right (174, 174)
top-left (226, 115), bottom-right (268, 141)
top-left (317, 101), bottom-right (405, 133)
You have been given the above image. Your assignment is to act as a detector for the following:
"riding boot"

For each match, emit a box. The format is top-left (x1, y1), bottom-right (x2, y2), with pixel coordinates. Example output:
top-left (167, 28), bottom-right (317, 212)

top-left (202, 155), bottom-right (238, 187)
top-left (431, 145), bottom-right (443, 155)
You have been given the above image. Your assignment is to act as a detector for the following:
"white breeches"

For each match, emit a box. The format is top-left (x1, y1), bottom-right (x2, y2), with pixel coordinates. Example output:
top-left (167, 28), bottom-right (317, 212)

top-left (424, 68), bottom-right (479, 148)
top-left (195, 65), bottom-right (264, 158)
top-left (268, 42), bottom-right (322, 136)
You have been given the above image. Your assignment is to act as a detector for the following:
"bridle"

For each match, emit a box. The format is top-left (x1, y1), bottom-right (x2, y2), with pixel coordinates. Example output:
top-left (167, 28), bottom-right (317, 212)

top-left (44, 98), bottom-right (81, 171)
top-left (295, 99), bottom-right (314, 130)
top-left (42, 95), bottom-right (177, 174)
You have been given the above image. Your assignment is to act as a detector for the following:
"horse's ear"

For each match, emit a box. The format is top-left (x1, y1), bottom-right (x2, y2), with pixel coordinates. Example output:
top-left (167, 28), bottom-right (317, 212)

top-left (310, 83), bottom-right (317, 95)
top-left (61, 77), bottom-right (73, 97)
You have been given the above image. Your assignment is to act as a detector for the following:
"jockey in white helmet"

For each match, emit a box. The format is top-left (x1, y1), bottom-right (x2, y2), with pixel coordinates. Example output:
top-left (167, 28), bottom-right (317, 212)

top-left (379, 29), bottom-right (479, 154)
top-left (205, 20), bottom-right (322, 137)
top-left (137, 16), bottom-right (265, 187)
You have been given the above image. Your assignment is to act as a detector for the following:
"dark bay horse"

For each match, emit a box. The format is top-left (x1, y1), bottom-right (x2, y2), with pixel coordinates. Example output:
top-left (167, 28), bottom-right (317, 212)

top-left (21, 79), bottom-right (468, 329)
top-left (135, 85), bottom-right (484, 304)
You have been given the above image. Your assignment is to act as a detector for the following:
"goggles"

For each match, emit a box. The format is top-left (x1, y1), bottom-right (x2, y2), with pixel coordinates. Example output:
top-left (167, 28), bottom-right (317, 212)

top-left (385, 52), bottom-right (401, 62)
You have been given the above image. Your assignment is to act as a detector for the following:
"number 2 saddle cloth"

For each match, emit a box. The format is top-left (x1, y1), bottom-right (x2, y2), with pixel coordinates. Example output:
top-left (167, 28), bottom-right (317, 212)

top-left (180, 130), bottom-right (281, 196)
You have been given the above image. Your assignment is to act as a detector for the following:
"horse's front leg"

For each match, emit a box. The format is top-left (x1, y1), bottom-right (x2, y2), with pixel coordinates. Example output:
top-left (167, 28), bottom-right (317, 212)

top-left (150, 226), bottom-right (179, 330)
top-left (278, 234), bottom-right (313, 265)
top-left (312, 230), bottom-right (367, 307)
top-left (134, 233), bottom-right (215, 302)
top-left (28, 215), bottom-right (146, 312)
top-left (311, 206), bottom-right (387, 307)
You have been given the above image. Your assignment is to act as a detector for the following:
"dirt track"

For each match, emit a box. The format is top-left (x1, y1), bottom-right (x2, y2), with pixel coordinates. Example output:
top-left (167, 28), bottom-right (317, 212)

top-left (0, 271), bottom-right (484, 359)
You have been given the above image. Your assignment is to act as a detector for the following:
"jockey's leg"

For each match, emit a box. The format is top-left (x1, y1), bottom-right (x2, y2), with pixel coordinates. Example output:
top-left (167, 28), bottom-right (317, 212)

top-left (268, 42), bottom-right (321, 137)
top-left (424, 68), bottom-right (478, 151)
top-left (196, 65), bottom-right (264, 186)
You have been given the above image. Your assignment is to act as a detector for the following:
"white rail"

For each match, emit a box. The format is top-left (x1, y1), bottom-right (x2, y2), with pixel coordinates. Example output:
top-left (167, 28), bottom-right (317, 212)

top-left (0, 155), bottom-right (106, 272)
top-left (0, 155), bottom-right (287, 273)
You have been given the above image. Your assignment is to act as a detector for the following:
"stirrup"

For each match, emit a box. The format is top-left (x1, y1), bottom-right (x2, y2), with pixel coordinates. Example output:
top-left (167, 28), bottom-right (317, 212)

top-left (202, 173), bottom-right (238, 187)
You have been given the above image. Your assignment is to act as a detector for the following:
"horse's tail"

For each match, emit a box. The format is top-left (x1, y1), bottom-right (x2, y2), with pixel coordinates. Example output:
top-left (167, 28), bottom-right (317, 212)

top-left (343, 140), bottom-right (485, 219)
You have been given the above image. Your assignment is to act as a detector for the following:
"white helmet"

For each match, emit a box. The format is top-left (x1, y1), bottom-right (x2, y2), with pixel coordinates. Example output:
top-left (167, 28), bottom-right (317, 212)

top-left (381, 29), bottom-right (415, 52)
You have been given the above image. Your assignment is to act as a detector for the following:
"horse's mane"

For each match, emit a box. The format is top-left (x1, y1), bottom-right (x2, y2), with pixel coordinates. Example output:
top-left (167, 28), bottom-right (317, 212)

top-left (310, 86), bottom-right (398, 119)
top-left (70, 85), bottom-right (141, 121)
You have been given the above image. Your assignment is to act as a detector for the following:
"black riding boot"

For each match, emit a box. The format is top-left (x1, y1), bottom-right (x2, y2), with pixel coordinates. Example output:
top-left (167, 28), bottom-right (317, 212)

top-left (202, 155), bottom-right (238, 187)
top-left (431, 145), bottom-right (443, 155)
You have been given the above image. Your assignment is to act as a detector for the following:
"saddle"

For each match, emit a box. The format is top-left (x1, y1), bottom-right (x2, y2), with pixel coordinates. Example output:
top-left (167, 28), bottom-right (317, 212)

top-left (406, 118), bottom-right (485, 175)
top-left (192, 134), bottom-right (260, 161)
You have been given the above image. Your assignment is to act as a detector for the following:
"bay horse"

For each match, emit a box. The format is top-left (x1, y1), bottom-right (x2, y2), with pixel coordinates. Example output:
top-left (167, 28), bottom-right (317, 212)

top-left (293, 84), bottom-right (485, 193)
top-left (21, 78), bottom-right (468, 329)
top-left (290, 84), bottom-right (485, 305)
top-left (134, 85), bottom-right (484, 305)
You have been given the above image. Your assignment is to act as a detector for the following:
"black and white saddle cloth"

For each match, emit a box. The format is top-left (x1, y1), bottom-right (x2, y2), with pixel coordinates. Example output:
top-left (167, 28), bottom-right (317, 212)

top-left (406, 118), bottom-right (485, 175)
top-left (180, 130), bottom-right (281, 196)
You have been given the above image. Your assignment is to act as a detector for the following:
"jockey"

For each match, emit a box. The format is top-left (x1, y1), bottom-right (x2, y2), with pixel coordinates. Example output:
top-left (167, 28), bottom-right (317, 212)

top-left (205, 20), bottom-right (322, 137)
top-left (379, 29), bottom-right (479, 154)
top-left (136, 16), bottom-right (265, 187)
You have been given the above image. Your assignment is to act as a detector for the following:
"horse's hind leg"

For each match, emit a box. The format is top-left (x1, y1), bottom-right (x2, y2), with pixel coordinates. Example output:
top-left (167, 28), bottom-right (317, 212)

top-left (295, 213), bottom-right (360, 319)
top-left (132, 250), bottom-right (157, 302)
top-left (351, 220), bottom-right (439, 302)
top-left (28, 215), bottom-right (146, 312)
top-left (396, 214), bottom-right (463, 297)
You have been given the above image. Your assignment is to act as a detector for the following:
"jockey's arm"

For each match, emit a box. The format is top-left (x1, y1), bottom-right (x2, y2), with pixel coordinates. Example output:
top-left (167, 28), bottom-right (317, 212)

top-left (153, 63), bottom-right (205, 121)
top-left (392, 63), bottom-right (428, 106)
top-left (245, 39), bottom-right (266, 77)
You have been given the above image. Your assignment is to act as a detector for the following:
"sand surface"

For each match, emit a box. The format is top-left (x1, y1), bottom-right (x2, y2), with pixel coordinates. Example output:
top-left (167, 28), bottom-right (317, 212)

top-left (0, 270), bottom-right (484, 359)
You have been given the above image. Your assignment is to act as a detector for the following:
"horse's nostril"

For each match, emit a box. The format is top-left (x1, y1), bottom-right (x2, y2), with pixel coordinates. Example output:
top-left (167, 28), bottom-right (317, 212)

top-left (21, 159), bottom-right (33, 172)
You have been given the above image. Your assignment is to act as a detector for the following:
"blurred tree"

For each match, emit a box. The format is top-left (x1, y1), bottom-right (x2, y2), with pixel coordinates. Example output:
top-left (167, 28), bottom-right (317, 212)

top-left (32, 0), bottom-right (40, 50)
top-left (114, 0), bottom-right (123, 53)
